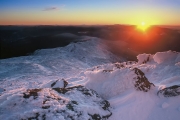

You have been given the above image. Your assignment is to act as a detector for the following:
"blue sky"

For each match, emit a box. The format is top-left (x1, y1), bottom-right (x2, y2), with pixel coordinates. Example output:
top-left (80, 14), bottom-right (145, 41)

top-left (0, 0), bottom-right (180, 25)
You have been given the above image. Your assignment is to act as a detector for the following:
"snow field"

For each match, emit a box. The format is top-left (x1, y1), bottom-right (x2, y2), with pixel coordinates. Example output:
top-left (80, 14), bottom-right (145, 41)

top-left (0, 36), bottom-right (180, 120)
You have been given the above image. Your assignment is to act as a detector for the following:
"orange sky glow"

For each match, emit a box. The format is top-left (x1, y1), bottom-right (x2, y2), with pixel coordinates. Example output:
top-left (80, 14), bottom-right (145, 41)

top-left (0, 0), bottom-right (180, 25)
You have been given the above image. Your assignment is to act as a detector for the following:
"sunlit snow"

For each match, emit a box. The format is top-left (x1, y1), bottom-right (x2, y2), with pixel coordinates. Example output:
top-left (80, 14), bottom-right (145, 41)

top-left (0, 37), bottom-right (180, 120)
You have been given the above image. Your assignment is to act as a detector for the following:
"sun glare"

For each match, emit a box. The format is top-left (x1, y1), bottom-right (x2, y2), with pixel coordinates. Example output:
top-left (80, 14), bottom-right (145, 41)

top-left (137, 21), bottom-right (150, 31)
top-left (141, 22), bottom-right (145, 26)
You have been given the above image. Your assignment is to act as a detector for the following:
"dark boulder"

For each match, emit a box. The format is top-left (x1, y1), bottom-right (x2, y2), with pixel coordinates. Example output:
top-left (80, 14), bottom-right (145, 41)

top-left (157, 85), bottom-right (180, 97)
top-left (133, 68), bottom-right (155, 92)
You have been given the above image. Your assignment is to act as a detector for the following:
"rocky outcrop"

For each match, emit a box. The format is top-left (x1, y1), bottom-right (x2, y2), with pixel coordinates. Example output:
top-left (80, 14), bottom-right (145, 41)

top-left (157, 85), bottom-right (180, 97)
top-left (0, 83), bottom-right (112, 120)
top-left (133, 68), bottom-right (155, 92)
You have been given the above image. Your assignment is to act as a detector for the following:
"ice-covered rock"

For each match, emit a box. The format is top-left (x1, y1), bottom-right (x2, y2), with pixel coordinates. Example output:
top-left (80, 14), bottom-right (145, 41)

top-left (157, 85), bottom-right (180, 97)
top-left (41, 79), bottom-right (68, 88)
top-left (133, 68), bottom-right (155, 92)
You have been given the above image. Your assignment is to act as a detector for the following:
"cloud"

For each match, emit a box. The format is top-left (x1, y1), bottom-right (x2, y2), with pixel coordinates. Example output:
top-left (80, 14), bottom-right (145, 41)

top-left (43, 7), bottom-right (58, 11)
top-left (43, 5), bottom-right (65, 11)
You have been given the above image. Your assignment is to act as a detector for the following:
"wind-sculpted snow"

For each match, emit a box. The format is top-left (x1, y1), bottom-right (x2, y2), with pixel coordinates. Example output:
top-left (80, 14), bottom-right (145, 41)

top-left (153, 51), bottom-right (180, 64)
top-left (83, 51), bottom-right (180, 120)
top-left (84, 63), bottom-right (155, 99)
top-left (137, 54), bottom-right (153, 64)
top-left (84, 50), bottom-right (180, 97)
top-left (0, 36), bottom-right (180, 120)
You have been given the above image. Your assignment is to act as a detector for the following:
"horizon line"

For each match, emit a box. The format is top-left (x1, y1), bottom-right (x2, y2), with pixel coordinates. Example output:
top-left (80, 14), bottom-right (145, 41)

top-left (0, 24), bottom-right (180, 27)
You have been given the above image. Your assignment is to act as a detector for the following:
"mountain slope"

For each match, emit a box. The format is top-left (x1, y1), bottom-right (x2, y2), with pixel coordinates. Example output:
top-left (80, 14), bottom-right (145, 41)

top-left (0, 37), bottom-right (180, 120)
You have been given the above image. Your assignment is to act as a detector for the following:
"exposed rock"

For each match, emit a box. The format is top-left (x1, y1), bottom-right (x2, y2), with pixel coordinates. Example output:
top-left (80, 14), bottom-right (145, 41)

top-left (103, 70), bottom-right (113, 73)
top-left (51, 79), bottom-right (68, 88)
top-left (142, 55), bottom-right (150, 64)
top-left (157, 85), bottom-right (180, 97)
top-left (50, 80), bottom-right (58, 87)
top-left (133, 68), bottom-right (155, 92)
top-left (42, 79), bottom-right (69, 88)
top-left (0, 86), bottom-right (112, 120)
top-left (63, 79), bottom-right (68, 88)
top-left (114, 63), bottom-right (125, 69)
top-left (114, 61), bottom-right (136, 69)
top-left (23, 89), bottom-right (42, 99)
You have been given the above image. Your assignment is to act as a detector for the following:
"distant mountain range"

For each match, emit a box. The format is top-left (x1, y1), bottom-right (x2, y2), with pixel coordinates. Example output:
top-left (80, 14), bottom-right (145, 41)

top-left (1, 25), bottom-right (180, 60)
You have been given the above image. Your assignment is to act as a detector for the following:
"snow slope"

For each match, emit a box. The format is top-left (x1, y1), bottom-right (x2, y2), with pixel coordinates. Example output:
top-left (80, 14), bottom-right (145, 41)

top-left (0, 37), bottom-right (122, 90)
top-left (0, 36), bottom-right (180, 120)
top-left (83, 51), bottom-right (180, 120)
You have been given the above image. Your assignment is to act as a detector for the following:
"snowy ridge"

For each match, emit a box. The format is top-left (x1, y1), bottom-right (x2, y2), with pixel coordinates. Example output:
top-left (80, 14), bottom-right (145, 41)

top-left (0, 37), bottom-right (122, 90)
top-left (0, 35), bottom-right (180, 120)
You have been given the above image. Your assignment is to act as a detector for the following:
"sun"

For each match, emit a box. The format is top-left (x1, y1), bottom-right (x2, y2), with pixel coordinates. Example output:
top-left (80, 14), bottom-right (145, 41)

top-left (141, 22), bottom-right (145, 26)
top-left (137, 21), bottom-right (150, 31)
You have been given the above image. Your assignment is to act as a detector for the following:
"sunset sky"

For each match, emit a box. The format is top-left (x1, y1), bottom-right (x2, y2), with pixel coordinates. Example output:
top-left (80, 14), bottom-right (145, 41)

top-left (0, 0), bottom-right (180, 25)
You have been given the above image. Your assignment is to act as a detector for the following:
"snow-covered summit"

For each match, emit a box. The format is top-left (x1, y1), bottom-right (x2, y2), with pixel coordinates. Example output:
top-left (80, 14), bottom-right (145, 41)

top-left (0, 36), bottom-right (180, 120)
